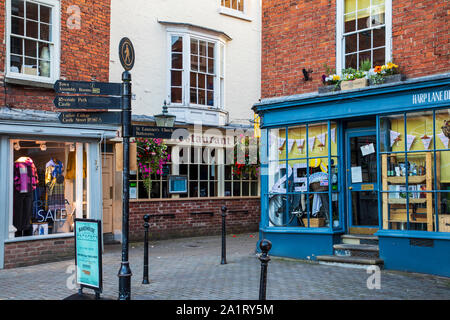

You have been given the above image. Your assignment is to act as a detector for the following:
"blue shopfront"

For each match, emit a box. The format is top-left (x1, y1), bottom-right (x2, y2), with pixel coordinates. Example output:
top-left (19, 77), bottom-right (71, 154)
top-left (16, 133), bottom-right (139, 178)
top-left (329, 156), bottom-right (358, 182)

top-left (253, 74), bottom-right (450, 277)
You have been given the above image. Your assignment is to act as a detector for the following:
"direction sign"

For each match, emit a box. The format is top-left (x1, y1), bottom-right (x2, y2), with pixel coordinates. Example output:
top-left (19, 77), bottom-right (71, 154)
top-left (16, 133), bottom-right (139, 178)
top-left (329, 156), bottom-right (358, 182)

top-left (132, 125), bottom-right (175, 139)
top-left (54, 80), bottom-right (121, 96)
top-left (119, 38), bottom-right (135, 71)
top-left (54, 96), bottom-right (122, 109)
top-left (59, 112), bottom-right (122, 125)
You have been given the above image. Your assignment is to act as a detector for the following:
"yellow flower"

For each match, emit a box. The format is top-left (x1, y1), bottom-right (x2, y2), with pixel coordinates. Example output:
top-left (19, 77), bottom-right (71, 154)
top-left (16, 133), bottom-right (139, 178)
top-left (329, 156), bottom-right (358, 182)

top-left (381, 65), bottom-right (387, 70)
top-left (332, 75), bottom-right (340, 81)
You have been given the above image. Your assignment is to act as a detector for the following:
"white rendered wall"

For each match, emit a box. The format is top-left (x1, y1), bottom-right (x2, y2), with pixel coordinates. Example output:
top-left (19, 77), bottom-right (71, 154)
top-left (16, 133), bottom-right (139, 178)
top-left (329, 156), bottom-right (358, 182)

top-left (109, 0), bottom-right (261, 126)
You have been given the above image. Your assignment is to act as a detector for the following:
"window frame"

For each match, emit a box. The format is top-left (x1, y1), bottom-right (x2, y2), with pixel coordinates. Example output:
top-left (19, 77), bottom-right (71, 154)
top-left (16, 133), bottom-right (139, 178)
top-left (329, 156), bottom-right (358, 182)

top-left (166, 29), bottom-right (225, 110)
top-left (5, 0), bottom-right (61, 85)
top-left (336, 0), bottom-right (392, 73)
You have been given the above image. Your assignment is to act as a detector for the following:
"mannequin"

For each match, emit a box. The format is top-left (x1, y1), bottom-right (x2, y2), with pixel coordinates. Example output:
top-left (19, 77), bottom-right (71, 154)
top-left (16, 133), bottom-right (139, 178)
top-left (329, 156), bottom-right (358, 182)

top-left (45, 158), bottom-right (65, 212)
top-left (13, 157), bottom-right (39, 236)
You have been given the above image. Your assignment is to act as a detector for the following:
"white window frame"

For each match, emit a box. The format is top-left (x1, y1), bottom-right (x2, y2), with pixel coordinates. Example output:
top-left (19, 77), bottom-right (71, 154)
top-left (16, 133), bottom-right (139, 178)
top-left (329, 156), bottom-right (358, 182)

top-left (336, 0), bottom-right (392, 73)
top-left (5, 0), bottom-right (61, 85)
top-left (218, 0), bottom-right (253, 22)
top-left (166, 28), bottom-right (226, 110)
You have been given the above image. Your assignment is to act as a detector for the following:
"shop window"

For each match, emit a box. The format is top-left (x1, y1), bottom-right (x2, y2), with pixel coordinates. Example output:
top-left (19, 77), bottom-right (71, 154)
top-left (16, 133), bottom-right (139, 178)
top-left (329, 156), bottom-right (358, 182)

top-left (221, 0), bottom-right (244, 12)
top-left (379, 109), bottom-right (450, 233)
top-left (338, 0), bottom-right (391, 71)
top-left (11, 140), bottom-right (86, 238)
top-left (6, 0), bottom-right (60, 82)
top-left (267, 122), bottom-right (340, 228)
top-left (224, 152), bottom-right (259, 197)
top-left (169, 32), bottom-right (225, 108)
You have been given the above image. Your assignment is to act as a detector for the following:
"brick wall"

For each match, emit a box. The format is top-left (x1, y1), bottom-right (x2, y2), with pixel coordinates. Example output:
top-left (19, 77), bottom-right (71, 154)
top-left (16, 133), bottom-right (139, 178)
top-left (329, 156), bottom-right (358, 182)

top-left (4, 237), bottom-right (74, 269)
top-left (0, 0), bottom-right (111, 111)
top-left (129, 198), bottom-right (261, 241)
top-left (261, 0), bottom-right (450, 99)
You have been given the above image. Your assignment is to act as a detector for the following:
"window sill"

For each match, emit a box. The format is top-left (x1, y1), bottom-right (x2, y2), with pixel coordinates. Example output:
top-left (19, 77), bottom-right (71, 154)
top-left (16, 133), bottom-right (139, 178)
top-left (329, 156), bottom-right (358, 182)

top-left (219, 7), bottom-right (253, 22)
top-left (5, 74), bottom-right (55, 89)
top-left (5, 232), bottom-right (74, 243)
top-left (130, 196), bottom-right (260, 202)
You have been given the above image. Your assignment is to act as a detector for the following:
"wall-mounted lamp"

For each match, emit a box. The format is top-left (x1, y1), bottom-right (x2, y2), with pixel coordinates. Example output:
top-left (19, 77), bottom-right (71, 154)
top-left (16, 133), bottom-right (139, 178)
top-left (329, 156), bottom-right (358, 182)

top-left (302, 68), bottom-right (313, 81)
top-left (40, 143), bottom-right (47, 151)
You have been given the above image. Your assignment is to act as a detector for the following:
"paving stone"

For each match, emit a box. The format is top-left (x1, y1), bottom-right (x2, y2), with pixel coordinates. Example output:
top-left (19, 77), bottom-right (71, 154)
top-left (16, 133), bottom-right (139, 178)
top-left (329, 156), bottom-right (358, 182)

top-left (0, 232), bottom-right (449, 300)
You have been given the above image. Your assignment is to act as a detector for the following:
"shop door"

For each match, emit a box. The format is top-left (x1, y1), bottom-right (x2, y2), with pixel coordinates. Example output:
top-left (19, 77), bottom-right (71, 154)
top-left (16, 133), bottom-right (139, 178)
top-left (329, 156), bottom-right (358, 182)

top-left (102, 154), bottom-right (114, 234)
top-left (346, 129), bottom-right (379, 234)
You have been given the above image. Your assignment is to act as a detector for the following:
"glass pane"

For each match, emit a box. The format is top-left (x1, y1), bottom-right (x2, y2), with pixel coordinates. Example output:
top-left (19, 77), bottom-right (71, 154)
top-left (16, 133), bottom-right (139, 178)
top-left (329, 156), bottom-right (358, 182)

top-left (189, 164), bottom-right (198, 180)
top-left (357, 9), bottom-right (370, 30)
top-left (190, 72), bottom-right (197, 87)
top-left (351, 191), bottom-right (378, 226)
top-left (171, 87), bottom-right (182, 103)
top-left (371, 5), bottom-right (385, 27)
top-left (359, 31), bottom-right (371, 51)
top-left (10, 36), bottom-right (22, 55)
top-left (407, 111), bottom-right (434, 151)
top-left (10, 55), bottom-right (22, 73)
top-left (350, 135), bottom-right (377, 183)
top-left (308, 123), bottom-right (329, 160)
top-left (38, 59), bottom-right (50, 77)
top-left (357, 0), bottom-right (370, 10)
top-left (207, 75), bottom-right (214, 90)
top-left (40, 23), bottom-right (49, 41)
top-left (171, 70), bottom-right (182, 87)
top-left (373, 27), bottom-right (385, 48)
top-left (435, 109), bottom-right (450, 150)
top-left (345, 0), bottom-right (356, 13)
top-left (198, 73), bottom-right (205, 89)
top-left (268, 193), bottom-right (286, 226)
top-left (200, 165), bottom-right (208, 180)
top-left (344, 14), bottom-right (356, 33)
top-left (208, 42), bottom-right (214, 58)
top-left (190, 88), bottom-right (197, 104)
top-left (233, 182), bottom-right (240, 196)
top-left (199, 57), bottom-right (207, 73)
top-left (172, 36), bottom-right (182, 52)
top-left (26, 20), bottom-right (39, 39)
top-left (12, 0), bottom-right (25, 17)
top-left (207, 91), bottom-right (214, 107)
top-left (345, 53), bottom-right (357, 69)
top-left (345, 33), bottom-right (357, 54)
top-left (39, 42), bottom-right (49, 59)
top-left (251, 182), bottom-right (258, 196)
top-left (172, 53), bottom-right (183, 69)
top-left (242, 182), bottom-right (249, 196)
top-left (11, 17), bottom-right (24, 35)
top-left (191, 54), bottom-right (198, 71)
top-left (40, 5), bottom-right (51, 24)
top-left (25, 39), bottom-right (37, 57)
top-left (359, 50), bottom-right (371, 68)
top-left (199, 41), bottom-right (207, 56)
top-left (207, 58), bottom-right (214, 74)
top-left (199, 182), bottom-right (208, 197)
top-left (210, 182), bottom-right (217, 197)
top-left (190, 38), bottom-right (198, 54)
top-left (198, 89), bottom-right (206, 105)
top-left (26, 2), bottom-right (39, 20)
top-left (225, 182), bottom-right (231, 196)
top-left (225, 165), bottom-right (232, 180)
top-left (190, 182), bottom-right (198, 197)
top-left (268, 128), bottom-right (286, 163)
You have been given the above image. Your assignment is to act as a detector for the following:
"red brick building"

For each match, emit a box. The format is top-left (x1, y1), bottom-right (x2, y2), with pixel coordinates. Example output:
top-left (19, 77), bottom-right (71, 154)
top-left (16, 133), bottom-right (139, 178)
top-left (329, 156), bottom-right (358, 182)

top-left (254, 0), bottom-right (450, 276)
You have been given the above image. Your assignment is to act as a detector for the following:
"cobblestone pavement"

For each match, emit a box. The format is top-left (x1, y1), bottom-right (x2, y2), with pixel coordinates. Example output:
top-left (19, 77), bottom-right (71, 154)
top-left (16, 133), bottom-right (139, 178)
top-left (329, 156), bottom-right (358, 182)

top-left (0, 232), bottom-right (449, 300)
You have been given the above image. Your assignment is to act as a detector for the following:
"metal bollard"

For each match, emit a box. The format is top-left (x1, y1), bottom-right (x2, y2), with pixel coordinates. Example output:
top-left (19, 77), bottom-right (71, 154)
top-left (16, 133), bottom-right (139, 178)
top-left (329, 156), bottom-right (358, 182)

top-left (258, 239), bottom-right (272, 300)
top-left (221, 206), bottom-right (227, 265)
top-left (142, 214), bottom-right (150, 284)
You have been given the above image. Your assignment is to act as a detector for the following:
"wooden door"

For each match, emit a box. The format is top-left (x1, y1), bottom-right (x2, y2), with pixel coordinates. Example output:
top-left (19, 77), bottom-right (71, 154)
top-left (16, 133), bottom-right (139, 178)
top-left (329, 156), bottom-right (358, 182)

top-left (102, 154), bottom-right (114, 233)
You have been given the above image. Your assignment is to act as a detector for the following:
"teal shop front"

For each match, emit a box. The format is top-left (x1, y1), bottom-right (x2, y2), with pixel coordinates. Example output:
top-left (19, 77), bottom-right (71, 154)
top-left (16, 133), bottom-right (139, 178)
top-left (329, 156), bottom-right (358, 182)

top-left (253, 74), bottom-right (450, 277)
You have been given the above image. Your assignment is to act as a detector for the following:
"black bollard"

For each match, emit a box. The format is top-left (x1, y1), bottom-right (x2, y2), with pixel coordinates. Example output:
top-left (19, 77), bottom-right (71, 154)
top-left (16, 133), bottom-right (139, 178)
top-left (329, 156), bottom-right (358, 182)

top-left (258, 239), bottom-right (272, 300)
top-left (142, 214), bottom-right (150, 284)
top-left (221, 206), bottom-right (227, 265)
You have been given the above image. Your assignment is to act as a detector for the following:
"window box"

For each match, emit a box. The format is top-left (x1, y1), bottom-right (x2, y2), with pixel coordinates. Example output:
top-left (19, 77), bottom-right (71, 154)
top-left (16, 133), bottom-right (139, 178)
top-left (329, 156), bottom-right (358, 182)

top-left (318, 84), bottom-right (341, 94)
top-left (340, 78), bottom-right (368, 91)
top-left (369, 73), bottom-right (405, 86)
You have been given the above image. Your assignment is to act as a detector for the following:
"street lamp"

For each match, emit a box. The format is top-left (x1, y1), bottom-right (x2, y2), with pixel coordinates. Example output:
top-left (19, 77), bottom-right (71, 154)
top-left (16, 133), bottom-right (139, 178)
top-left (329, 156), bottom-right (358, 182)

top-left (154, 101), bottom-right (176, 127)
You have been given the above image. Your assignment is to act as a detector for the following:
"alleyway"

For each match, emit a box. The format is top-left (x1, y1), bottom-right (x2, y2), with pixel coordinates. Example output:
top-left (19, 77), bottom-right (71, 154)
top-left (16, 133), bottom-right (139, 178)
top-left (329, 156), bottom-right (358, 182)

top-left (0, 233), bottom-right (449, 300)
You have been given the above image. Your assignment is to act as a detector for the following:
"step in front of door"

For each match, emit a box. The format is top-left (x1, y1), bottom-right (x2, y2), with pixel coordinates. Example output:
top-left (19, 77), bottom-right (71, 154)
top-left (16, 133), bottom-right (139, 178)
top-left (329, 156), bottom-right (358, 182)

top-left (316, 255), bottom-right (384, 268)
top-left (334, 243), bottom-right (380, 258)
top-left (341, 234), bottom-right (379, 245)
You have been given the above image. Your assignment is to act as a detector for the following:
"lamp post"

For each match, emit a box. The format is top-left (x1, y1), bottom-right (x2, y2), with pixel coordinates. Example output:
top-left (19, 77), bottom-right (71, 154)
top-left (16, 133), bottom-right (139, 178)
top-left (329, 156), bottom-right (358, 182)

top-left (154, 101), bottom-right (176, 128)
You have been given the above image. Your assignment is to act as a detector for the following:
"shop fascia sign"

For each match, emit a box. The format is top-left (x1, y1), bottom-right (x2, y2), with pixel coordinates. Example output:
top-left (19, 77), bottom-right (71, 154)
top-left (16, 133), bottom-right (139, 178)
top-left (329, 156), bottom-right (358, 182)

top-left (166, 132), bottom-right (238, 148)
top-left (412, 89), bottom-right (450, 105)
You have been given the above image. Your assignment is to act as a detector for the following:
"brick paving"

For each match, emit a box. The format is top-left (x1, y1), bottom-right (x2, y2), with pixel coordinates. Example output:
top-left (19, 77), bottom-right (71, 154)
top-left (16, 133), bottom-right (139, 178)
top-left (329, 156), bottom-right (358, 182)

top-left (0, 232), bottom-right (449, 300)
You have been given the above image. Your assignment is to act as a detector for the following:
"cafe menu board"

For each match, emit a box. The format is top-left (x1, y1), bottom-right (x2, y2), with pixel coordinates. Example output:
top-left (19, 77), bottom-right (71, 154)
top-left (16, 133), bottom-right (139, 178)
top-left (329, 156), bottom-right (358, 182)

top-left (74, 219), bottom-right (103, 292)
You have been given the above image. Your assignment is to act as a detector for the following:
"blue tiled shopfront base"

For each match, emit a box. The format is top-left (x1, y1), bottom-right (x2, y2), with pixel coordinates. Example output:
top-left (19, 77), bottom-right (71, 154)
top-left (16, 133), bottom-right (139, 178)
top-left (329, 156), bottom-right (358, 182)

top-left (378, 234), bottom-right (450, 277)
top-left (257, 230), bottom-right (341, 261)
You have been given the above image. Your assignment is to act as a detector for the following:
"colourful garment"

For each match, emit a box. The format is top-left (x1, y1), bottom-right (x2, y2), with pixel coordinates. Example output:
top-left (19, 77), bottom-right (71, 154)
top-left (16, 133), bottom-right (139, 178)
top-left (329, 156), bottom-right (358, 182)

top-left (45, 159), bottom-right (65, 211)
top-left (14, 157), bottom-right (39, 193)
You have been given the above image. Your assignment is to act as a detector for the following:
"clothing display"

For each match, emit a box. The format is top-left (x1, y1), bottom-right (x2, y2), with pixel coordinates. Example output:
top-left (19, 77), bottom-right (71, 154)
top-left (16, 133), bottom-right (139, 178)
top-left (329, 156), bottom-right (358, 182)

top-left (65, 151), bottom-right (87, 180)
top-left (45, 158), bottom-right (65, 212)
top-left (13, 157), bottom-right (39, 234)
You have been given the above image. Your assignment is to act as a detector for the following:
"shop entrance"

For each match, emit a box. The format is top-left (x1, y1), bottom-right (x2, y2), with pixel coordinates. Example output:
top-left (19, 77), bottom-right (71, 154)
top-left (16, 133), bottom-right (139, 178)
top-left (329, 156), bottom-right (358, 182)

top-left (102, 154), bottom-right (114, 234)
top-left (345, 128), bottom-right (379, 234)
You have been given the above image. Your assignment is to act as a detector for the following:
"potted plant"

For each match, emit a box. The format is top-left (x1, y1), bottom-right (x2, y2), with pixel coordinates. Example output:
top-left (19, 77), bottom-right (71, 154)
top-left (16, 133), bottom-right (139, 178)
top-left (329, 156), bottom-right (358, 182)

top-left (340, 67), bottom-right (368, 91)
top-left (136, 137), bottom-right (171, 196)
top-left (232, 135), bottom-right (260, 179)
top-left (319, 64), bottom-right (341, 94)
top-left (369, 62), bottom-right (404, 85)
